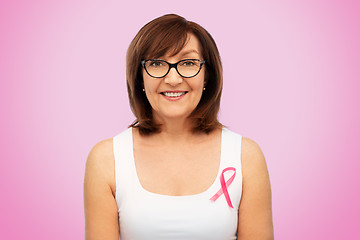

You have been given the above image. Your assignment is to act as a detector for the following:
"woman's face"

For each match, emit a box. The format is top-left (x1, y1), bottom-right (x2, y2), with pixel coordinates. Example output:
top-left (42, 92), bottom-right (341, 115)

top-left (142, 33), bottom-right (205, 123)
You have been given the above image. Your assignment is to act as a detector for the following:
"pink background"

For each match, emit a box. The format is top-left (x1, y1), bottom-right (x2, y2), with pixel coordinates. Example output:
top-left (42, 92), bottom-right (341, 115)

top-left (1, 0), bottom-right (359, 239)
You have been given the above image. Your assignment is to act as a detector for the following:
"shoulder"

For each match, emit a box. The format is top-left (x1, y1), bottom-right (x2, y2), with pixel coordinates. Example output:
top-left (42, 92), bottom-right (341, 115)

top-left (241, 137), bottom-right (266, 170)
top-left (224, 128), bottom-right (266, 167)
top-left (223, 128), bottom-right (268, 178)
top-left (85, 138), bottom-right (115, 195)
top-left (240, 136), bottom-right (271, 204)
top-left (87, 138), bottom-right (114, 163)
top-left (240, 136), bottom-right (271, 191)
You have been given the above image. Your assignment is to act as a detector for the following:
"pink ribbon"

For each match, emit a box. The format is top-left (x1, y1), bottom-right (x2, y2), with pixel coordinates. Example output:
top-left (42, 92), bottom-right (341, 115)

top-left (210, 167), bottom-right (236, 208)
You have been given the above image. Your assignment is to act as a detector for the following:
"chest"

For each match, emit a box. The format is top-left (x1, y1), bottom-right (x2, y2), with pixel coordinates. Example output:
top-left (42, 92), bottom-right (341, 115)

top-left (114, 127), bottom-right (242, 240)
top-left (133, 138), bottom-right (221, 196)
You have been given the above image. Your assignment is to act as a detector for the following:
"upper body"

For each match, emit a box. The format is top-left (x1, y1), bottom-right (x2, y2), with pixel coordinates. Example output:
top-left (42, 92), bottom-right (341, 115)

top-left (84, 14), bottom-right (274, 240)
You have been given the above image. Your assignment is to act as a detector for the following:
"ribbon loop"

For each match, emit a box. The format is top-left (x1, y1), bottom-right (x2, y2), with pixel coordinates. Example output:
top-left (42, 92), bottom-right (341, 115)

top-left (209, 167), bottom-right (236, 208)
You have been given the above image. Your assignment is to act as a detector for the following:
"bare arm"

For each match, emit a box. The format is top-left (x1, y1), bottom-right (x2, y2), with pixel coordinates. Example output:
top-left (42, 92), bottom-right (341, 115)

top-left (84, 139), bottom-right (119, 240)
top-left (237, 137), bottom-right (274, 240)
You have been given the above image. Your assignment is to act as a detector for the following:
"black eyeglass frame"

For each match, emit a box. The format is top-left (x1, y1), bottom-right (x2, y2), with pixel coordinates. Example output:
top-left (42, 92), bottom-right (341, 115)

top-left (141, 59), bottom-right (206, 78)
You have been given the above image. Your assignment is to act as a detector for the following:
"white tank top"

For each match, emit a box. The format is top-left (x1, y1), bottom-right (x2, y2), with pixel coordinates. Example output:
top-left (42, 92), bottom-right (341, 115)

top-left (113, 127), bottom-right (243, 240)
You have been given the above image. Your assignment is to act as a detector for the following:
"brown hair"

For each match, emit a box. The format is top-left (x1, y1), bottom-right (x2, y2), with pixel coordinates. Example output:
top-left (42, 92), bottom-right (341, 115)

top-left (126, 14), bottom-right (223, 135)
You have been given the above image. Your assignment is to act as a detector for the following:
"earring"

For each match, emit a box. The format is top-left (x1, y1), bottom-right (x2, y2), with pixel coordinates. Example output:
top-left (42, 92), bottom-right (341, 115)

top-left (203, 87), bottom-right (206, 91)
top-left (142, 88), bottom-right (145, 92)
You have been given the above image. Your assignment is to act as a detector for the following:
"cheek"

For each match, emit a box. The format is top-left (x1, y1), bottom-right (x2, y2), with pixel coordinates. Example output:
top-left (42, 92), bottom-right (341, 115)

top-left (143, 75), bottom-right (156, 92)
top-left (143, 77), bottom-right (160, 108)
top-left (191, 74), bottom-right (205, 91)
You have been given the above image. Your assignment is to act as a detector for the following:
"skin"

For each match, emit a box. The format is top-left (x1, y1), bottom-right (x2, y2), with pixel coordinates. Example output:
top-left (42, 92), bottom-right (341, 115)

top-left (84, 33), bottom-right (274, 240)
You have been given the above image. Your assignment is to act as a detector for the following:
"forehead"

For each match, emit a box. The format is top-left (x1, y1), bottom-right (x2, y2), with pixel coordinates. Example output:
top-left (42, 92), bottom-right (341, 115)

top-left (181, 33), bottom-right (202, 54)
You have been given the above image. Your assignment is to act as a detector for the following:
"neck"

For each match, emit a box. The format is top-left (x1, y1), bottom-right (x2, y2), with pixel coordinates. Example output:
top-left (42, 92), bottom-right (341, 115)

top-left (152, 115), bottom-right (200, 145)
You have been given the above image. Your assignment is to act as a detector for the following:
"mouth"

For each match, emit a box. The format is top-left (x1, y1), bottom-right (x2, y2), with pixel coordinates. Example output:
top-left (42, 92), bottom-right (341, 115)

top-left (160, 91), bottom-right (188, 97)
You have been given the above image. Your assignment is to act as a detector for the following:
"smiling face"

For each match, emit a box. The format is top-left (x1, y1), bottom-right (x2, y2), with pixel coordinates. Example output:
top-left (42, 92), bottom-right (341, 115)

top-left (142, 33), bottom-right (205, 123)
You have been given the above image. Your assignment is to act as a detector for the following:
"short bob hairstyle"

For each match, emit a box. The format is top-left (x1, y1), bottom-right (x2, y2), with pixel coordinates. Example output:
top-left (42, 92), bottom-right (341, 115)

top-left (127, 14), bottom-right (223, 135)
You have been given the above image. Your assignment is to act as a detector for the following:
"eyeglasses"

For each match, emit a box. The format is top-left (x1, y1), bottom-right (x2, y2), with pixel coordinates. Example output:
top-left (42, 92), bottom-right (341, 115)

top-left (141, 59), bottom-right (206, 78)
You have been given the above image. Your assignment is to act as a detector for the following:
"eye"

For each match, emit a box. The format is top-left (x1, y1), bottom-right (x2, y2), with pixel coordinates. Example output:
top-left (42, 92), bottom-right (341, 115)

top-left (148, 60), bottom-right (164, 67)
top-left (180, 60), bottom-right (197, 67)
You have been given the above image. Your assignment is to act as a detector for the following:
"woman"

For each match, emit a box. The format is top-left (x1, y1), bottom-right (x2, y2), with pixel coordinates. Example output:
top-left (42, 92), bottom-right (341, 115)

top-left (84, 14), bottom-right (274, 240)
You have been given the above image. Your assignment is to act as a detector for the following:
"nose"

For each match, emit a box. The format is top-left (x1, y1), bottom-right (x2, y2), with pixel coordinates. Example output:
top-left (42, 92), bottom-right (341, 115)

top-left (164, 67), bottom-right (183, 86)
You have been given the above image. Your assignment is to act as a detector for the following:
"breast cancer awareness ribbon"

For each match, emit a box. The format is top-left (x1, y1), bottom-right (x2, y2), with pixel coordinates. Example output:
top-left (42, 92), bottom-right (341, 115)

top-left (209, 167), bottom-right (236, 208)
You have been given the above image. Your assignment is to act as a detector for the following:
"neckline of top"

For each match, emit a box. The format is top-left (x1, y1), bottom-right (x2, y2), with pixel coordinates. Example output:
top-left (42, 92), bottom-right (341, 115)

top-left (128, 127), bottom-right (226, 199)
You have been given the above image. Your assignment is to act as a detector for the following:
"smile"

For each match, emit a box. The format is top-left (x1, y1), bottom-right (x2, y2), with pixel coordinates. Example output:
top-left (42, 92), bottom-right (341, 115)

top-left (161, 91), bottom-right (188, 97)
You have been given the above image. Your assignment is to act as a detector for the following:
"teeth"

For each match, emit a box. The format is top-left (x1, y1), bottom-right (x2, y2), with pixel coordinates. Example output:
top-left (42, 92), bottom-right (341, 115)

top-left (163, 92), bottom-right (186, 97)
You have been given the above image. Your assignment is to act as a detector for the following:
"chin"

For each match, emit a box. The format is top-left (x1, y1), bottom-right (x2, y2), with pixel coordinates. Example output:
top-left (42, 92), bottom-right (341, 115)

top-left (156, 109), bottom-right (193, 121)
top-left (163, 112), bottom-right (190, 119)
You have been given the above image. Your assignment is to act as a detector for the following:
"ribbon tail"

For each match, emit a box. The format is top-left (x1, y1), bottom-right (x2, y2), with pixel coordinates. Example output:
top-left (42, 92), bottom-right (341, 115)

top-left (220, 171), bottom-right (233, 208)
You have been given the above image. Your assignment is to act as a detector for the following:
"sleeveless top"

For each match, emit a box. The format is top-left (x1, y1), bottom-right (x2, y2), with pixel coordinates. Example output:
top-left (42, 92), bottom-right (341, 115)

top-left (113, 127), bottom-right (243, 240)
